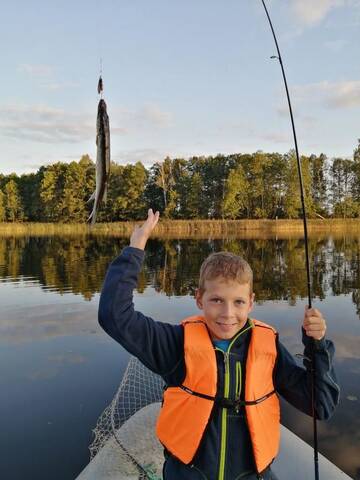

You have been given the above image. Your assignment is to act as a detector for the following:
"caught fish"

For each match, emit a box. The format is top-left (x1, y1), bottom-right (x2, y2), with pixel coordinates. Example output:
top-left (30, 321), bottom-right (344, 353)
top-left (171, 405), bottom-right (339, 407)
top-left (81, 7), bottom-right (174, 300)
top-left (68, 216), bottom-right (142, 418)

top-left (87, 98), bottom-right (110, 224)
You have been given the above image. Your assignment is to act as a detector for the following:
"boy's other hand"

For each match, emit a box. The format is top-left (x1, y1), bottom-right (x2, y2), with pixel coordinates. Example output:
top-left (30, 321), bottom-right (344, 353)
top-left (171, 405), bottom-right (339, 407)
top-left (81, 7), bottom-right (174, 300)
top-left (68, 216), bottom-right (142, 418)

top-left (130, 209), bottom-right (160, 250)
top-left (303, 306), bottom-right (326, 340)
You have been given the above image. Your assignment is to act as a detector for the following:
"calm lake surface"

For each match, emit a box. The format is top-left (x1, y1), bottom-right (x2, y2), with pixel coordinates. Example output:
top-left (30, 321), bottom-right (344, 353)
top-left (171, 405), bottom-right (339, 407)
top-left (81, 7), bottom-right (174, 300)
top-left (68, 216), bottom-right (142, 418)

top-left (1, 234), bottom-right (360, 480)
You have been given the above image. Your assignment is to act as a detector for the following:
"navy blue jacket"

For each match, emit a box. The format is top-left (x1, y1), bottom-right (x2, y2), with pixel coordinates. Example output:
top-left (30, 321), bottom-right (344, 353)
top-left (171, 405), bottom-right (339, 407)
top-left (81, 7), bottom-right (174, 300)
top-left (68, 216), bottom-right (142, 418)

top-left (98, 247), bottom-right (340, 480)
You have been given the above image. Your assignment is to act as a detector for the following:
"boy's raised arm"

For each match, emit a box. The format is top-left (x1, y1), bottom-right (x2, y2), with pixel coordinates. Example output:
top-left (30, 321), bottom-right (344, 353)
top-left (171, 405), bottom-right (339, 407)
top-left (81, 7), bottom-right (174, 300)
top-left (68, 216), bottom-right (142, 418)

top-left (98, 209), bottom-right (184, 380)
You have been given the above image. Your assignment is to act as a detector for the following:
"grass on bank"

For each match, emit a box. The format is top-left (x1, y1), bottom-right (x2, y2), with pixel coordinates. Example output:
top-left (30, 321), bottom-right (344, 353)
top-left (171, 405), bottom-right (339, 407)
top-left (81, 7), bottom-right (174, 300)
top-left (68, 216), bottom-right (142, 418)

top-left (1, 219), bottom-right (360, 238)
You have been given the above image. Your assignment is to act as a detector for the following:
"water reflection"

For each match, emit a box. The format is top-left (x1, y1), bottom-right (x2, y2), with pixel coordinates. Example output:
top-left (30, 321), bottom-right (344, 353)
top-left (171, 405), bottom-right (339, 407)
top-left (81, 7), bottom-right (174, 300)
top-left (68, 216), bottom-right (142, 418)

top-left (1, 235), bottom-right (360, 310)
top-left (1, 234), bottom-right (360, 479)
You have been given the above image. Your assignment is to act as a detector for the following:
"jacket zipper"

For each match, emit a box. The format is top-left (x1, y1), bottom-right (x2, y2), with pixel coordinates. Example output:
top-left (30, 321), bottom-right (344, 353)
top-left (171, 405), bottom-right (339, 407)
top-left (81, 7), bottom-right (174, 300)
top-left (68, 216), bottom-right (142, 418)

top-left (235, 361), bottom-right (242, 413)
top-left (218, 350), bottom-right (229, 480)
top-left (217, 322), bottom-right (252, 480)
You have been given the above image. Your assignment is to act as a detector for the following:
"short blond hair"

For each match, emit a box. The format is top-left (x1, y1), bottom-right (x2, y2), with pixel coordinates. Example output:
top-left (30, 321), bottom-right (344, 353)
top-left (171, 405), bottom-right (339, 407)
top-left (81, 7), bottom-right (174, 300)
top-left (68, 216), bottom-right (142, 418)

top-left (198, 251), bottom-right (253, 294)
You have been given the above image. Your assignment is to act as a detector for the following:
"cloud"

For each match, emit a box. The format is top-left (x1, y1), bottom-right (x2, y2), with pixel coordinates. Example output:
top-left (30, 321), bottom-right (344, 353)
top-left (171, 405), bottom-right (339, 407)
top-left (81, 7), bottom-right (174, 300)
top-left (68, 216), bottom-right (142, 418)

top-left (138, 103), bottom-right (173, 127)
top-left (291, 0), bottom-right (347, 26)
top-left (0, 302), bottom-right (101, 344)
top-left (17, 63), bottom-right (55, 77)
top-left (260, 132), bottom-right (290, 144)
top-left (26, 353), bottom-right (87, 381)
top-left (0, 103), bottom-right (127, 144)
top-left (324, 39), bottom-right (348, 52)
top-left (331, 333), bottom-right (360, 360)
top-left (0, 104), bottom-right (93, 143)
top-left (114, 148), bottom-right (169, 166)
top-left (24, 160), bottom-right (64, 170)
top-left (275, 80), bottom-right (360, 117)
top-left (293, 80), bottom-right (360, 109)
top-left (114, 103), bottom-right (174, 129)
top-left (17, 64), bottom-right (81, 91)
top-left (41, 81), bottom-right (80, 91)
top-left (224, 121), bottom-right (291, 145)
top-left (0, 100), bottom-right (172, 148)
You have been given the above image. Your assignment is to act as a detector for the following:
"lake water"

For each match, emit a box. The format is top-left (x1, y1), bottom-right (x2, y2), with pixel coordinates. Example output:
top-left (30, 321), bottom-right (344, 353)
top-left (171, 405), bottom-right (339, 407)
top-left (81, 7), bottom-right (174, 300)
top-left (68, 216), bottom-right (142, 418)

top-left (0, 234), bottom-right (359, 480)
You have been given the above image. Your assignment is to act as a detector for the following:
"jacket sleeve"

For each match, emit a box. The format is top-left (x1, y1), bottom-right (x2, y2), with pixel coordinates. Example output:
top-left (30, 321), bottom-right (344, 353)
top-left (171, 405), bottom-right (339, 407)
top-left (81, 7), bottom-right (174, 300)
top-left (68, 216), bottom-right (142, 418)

top-left (98, 246), bottom-right (184, 377)
top-left (274, 329), bottom-right (340, 420)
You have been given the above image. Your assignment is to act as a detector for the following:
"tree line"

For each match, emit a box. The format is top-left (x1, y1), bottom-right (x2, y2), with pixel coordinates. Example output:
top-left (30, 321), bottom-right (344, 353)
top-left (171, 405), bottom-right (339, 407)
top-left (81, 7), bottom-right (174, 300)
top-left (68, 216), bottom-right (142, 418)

top-left (1, 141), bottom-right (360, 222)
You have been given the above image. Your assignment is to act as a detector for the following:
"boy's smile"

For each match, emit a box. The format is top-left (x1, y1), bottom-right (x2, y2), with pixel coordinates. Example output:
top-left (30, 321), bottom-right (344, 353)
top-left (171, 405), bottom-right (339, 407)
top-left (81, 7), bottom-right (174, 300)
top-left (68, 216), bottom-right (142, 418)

top-left (196, 278), bottom-right (255, 340)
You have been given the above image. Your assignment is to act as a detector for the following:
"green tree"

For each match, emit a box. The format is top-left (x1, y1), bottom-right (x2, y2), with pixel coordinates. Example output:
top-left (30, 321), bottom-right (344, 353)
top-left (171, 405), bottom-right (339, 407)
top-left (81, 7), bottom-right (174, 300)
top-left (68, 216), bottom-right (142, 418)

top-left (352, 139), bottom-right (360, 203)
top-left (4, 179), bottom-right (24, 222)
top-left (310, 153), bottom-right (328, 216)
top-left (283, 151), bottom-right (315, 219)
top-left (79, 154), bottom-right (96, 205)
top-left (0, 189), bottom-right (5, 221)
top-left (186, 156), bottom-right (210, 218)
top-left (331, 157), bottom-right (354, 217)
top-left (153, 157), bottom-right (177, 218)
top-left (18, 172), bottom-right (43, 221)
top-left (106, 162), bottom-right (148, 221)
top-left (181, 171), bottom-right (204, 219)
top-left (333, 197), bottom-right (360, 218)
top-left (222, 164), bottom-right (249, 219)
top-left (61, 161), bottom-right (88, 223)
top-left (39, 162), bottom-right (67, 221)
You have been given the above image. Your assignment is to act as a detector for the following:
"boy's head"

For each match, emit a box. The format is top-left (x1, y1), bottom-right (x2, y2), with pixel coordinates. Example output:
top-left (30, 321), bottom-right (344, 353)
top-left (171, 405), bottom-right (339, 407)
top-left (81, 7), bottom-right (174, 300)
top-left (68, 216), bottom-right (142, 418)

top-left (195, 252), bottom-right (255, 340)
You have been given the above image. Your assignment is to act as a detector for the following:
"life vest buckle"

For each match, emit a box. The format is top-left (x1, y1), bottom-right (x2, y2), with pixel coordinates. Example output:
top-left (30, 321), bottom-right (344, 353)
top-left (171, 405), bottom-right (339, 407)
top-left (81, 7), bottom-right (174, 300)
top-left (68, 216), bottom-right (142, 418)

top-left (216, 397), bottom-right (242, 411)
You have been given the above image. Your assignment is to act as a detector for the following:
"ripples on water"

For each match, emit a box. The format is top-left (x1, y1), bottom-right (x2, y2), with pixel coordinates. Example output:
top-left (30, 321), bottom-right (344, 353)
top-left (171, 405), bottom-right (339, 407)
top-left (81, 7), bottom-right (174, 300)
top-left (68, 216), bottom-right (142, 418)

top-left (0, 234), bottom-right (360, 479)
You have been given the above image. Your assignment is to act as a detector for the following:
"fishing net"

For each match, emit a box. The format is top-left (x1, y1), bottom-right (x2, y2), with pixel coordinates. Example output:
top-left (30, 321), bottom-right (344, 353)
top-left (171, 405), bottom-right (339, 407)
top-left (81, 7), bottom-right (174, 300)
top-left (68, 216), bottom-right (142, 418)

top-left (89, 356), bottom-right (165, 479)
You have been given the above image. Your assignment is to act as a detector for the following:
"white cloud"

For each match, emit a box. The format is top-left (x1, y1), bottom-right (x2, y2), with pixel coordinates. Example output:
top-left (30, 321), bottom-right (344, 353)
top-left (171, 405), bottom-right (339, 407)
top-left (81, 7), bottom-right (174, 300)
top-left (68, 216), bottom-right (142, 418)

top-left (17, 64), bottom-right (80, 91)
top-left (324, 39), bottom-right (348, 52)
top-left (0, 103), bottom-right (127, 144)
top-left (114, 148), bottom-right (169, 166)
top-left (222, 121), bottom-right (291, 145)
top-left (137, 103), bottom-right (173, 127)
top-left (114, 103), bottom-right (174, 129)
top-left (290, 0), bottom-right (358, 26)
top-left (41, 81), bottom-right (80, 91)
top-left (0, 104), bottom-right (93, 143)
top-left (275, 80), bottom-right (360, 115)
top-left (17, 63), bottom-right (55, 77)
top-left (0, 302), bottom-right (100, 344)
top-left (293, 80), bottom-right (360, 109)
top-left (260, 132), bottom-right (290, 144)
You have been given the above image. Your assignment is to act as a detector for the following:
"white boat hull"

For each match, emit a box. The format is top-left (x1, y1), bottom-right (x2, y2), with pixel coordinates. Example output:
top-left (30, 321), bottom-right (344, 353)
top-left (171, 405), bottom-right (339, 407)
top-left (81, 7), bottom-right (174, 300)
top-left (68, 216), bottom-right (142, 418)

top-left (77, 403), bottom-right (351, 480)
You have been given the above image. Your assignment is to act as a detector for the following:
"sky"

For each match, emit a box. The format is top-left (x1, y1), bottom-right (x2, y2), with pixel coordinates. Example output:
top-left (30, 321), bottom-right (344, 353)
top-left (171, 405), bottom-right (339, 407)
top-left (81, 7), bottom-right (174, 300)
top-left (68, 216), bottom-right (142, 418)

top-left (1, 0), bottom-right (360, 176)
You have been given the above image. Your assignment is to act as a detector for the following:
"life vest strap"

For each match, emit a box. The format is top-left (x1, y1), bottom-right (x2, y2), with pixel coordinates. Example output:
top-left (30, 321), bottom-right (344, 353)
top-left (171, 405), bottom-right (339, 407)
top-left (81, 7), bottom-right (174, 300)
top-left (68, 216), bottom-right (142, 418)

top-left (178, 385), bottom-right (276, 409)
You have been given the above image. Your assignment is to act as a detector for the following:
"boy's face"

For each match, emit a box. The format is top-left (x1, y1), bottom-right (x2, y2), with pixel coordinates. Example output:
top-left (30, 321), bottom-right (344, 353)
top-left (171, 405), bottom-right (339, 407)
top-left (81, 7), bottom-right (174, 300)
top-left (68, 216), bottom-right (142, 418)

top-left (195, 278), bottom-right (254, 340)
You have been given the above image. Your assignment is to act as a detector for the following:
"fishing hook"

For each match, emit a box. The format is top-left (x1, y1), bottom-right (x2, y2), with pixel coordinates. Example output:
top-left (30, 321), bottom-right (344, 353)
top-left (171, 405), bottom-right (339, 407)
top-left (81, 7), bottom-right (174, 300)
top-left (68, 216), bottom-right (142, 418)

top-left (259, 1), bottom-right (318, 479)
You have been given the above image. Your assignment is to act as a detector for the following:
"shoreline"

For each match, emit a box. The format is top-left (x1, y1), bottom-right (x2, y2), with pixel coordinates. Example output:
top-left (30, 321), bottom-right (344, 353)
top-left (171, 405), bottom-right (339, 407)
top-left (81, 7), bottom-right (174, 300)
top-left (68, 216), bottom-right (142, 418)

top-left (1, 219), bottom-right (360, 238)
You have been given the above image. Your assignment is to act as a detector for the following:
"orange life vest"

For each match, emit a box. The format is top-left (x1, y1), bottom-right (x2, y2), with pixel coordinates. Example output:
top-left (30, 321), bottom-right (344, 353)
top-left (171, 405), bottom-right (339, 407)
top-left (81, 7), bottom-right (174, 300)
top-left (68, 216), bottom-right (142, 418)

top-left (156, 315), bottom-right (280, 474)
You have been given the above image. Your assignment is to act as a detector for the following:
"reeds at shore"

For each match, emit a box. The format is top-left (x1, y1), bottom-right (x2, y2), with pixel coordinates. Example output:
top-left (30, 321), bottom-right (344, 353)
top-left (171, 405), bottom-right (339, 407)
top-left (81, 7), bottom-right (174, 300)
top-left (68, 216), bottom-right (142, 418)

top-left (1, 219), bottom-right (360, 239)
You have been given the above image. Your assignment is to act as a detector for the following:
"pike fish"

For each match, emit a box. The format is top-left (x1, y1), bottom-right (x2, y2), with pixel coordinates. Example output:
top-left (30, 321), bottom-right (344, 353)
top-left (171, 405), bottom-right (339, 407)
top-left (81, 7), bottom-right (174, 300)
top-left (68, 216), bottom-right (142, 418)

top-left (87, 98), bottom-right (110, 224)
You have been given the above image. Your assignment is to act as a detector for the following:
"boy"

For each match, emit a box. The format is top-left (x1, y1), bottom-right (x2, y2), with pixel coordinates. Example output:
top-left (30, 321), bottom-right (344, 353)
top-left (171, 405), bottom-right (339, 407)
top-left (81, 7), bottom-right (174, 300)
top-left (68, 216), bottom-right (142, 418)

top-left (98, 209), bottom-right (339, 480)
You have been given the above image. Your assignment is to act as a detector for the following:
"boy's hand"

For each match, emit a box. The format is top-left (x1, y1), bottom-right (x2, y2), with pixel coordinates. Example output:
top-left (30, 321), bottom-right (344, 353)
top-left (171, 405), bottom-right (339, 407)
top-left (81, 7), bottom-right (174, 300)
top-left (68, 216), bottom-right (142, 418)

top-left (130, 209), bottom-right (160, 250)
top-left (303, 306), bottom-right (326, 340)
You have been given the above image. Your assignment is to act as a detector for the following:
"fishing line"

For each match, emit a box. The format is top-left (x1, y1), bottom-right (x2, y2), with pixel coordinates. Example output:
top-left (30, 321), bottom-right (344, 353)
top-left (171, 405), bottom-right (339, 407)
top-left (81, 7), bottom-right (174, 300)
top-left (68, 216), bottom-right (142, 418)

top-left (98, 57), bottom-right (103, 99)
top-left (259, 2), bottom-right (318, 479)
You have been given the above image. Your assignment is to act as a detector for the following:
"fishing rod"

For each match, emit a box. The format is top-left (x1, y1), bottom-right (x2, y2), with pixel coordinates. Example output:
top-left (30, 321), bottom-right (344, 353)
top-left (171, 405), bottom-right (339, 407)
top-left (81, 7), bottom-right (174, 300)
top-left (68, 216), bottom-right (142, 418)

top-left (259, 1), bottom-right (318, 479)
